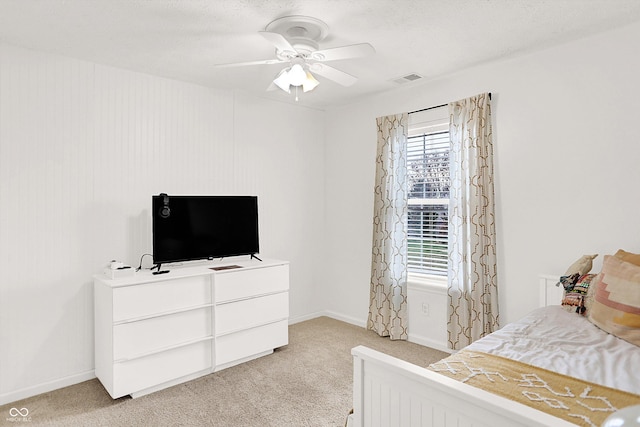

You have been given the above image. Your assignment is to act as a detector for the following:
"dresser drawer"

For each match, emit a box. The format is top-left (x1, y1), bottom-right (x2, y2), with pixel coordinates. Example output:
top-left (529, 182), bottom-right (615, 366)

top-left (216, 292), bottom-right (288, 336)
top-left (113, 275), bottom-right (211, 322)
top-left (113, 307), bottom-right (213, 360)
top-left (215, 320), bottom-right (288, 367)
top-left (214, 264), bottom-right (288, 303)
top-left (112, 340), bottom-right (212, 398)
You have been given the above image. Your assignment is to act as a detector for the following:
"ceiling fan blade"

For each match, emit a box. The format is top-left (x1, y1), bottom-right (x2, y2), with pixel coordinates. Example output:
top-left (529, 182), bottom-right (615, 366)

top-left (310, 43), bottom-right (375, 62)
top-left (213, 58), bottom-right (286, 68)
top-left (309, 63), bottom-right (358, 87)
top-left (259, 31), bottom-right (297, 55)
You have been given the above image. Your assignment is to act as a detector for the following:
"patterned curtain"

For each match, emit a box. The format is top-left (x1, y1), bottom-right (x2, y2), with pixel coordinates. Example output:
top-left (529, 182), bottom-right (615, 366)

top-left (447, 93), bottom-right (499, 350)
top-left (368, 113), bottom-right (409, 340)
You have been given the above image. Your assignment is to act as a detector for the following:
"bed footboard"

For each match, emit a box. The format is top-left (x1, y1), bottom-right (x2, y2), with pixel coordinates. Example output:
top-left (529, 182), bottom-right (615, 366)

top-left (351, 345), bottom-right (575, 427)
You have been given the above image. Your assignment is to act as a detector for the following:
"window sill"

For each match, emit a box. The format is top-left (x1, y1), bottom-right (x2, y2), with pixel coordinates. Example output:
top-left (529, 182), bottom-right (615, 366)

top-left (407, 273), bottom-right (447, 294)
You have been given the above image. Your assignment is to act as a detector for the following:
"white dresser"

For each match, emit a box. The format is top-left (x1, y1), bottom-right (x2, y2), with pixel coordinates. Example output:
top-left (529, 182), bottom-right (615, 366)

top-left (94, 258), bottom-right (289, 399)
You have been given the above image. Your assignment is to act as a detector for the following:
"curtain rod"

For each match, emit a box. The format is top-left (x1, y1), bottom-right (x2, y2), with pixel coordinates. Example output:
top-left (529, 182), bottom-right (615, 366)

top-left (409, 104), bottom-right (446, 114)
top-left (409, 93), bottom-right (492, 115)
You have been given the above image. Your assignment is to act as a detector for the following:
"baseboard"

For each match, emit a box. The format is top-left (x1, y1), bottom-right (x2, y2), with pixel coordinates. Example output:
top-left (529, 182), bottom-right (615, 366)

top-left (408, 333), bottom-right (453, 354)
top-left (321, 310), bottom-right (367, 328)
top-left (289, 310), bottom-right (366, 328)
top-left (0, 370), bottom-right (96, 406)
top-left (288, 311), bottom-right (324, 324)
top-left (291, 311), bottom-right (450, 354)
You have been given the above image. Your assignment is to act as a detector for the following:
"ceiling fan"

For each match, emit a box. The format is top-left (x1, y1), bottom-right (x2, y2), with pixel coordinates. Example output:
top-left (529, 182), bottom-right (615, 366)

top-left (215, 16), bottom-right (375, 98)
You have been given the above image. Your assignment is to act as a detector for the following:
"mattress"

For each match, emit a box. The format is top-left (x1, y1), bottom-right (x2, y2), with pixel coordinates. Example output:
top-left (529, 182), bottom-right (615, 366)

top-left (465, 305), bottom-right (640, 394)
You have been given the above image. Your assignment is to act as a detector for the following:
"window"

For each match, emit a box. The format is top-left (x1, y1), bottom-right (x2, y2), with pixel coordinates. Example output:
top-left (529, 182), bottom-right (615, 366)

top-left (407, 110), bottom-right (449, 277)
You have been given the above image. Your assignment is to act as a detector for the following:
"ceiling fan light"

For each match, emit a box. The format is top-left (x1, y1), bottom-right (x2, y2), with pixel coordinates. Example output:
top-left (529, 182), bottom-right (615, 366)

top-left (273, 68), bottom-right (292, 93)
top-left (302, 71), bottom-right (319, 92)
top-left (288, 63), bottom-right (307, 86)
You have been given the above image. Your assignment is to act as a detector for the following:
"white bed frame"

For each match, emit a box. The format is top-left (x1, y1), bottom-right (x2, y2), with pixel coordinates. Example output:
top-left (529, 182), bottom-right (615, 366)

top-left (349, 275), bottom-right (577, 427)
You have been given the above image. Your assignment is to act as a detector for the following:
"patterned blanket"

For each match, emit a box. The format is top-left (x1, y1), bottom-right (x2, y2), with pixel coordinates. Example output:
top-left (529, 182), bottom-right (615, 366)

top-left (428, 350), bottom-right (640, 427)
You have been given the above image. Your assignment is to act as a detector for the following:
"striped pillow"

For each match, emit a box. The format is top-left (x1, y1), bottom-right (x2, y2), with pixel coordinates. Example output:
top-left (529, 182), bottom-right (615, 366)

top-left (588, 255), bottom-right (640, 346)
top-left (561, 274), bottom-right (596, 315)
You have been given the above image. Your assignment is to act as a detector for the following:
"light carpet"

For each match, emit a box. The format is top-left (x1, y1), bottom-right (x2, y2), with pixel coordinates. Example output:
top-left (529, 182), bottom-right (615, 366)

top-left (0, 317), bottom-right (448, 426)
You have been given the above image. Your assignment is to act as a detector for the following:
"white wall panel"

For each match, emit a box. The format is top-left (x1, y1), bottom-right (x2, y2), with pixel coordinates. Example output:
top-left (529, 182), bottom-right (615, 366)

top-left (0, 43), bottom-right (324, 403)
top-left (89, 64), bottom-right (236, 263)
top-left (0, 46), bottom-right (96, 397)
top-left (233, 94), bottom-right (325, 321)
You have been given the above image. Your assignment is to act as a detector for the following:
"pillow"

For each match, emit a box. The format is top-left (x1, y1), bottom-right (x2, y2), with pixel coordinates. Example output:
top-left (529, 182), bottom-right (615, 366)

top-left (585, 249), bottom-right (638, 314)
top-left (558, 273), bottom-right (581, 291)
top-left (584, 272), bottom-right (601, 313)
top-left (564, 254), bottom-right (598, 276)
top-left (588, 255), bottom-right (640, 346)
top-left (556, 254), bottom-right (598, 291)
top-left (614, 249), bottom-right (640, 267)
top-left (561, 274), bottom-right (597, 315)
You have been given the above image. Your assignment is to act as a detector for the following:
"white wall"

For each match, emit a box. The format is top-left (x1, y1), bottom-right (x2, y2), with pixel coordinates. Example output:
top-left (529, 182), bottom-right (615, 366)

top-left (0, 44), bottom-right (324, 403)
top-left (323, 21), bottom-right (640, 332)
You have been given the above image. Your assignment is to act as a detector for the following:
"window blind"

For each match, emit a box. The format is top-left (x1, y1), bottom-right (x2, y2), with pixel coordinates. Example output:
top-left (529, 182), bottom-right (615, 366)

top-left (407, 130), bottom-right (450, 276)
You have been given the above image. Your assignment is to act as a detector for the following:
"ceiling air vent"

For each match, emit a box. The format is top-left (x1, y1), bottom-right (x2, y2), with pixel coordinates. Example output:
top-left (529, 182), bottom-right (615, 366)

top-left (392, 73), bottom-right (423, 85)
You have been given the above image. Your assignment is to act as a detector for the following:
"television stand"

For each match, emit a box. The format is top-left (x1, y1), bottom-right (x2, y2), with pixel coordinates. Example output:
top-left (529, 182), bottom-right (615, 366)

top-left (94, 258), bottom-right (289, 399)
top-left (251, 254), bottom-right (263, 261)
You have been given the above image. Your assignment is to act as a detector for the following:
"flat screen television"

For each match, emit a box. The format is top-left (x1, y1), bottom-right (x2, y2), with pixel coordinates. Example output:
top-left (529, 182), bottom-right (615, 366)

top-left (152, 194), bottom-right (259, 266)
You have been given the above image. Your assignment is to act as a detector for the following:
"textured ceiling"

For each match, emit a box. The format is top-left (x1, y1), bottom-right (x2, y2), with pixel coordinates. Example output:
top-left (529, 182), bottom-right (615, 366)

top-left (1, 0), bottom-right (640, 109)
